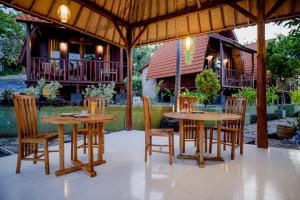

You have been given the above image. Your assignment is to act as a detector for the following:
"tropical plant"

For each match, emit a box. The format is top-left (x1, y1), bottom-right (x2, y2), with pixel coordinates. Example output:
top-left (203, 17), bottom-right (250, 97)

top-left (195, 69), bottom-right (221, 104)
top-left (133, 44), bottom-right (160, 72)
top-left (123, 75), bottom-right (142, 96)
top-left (1, 88), bottom-right (13, 104)
top-left (266, 86), bottom-right (279, 105)
top-left (180, 88), bottom-right (208, 104)
top-left (42, 81), bottom-right (62, 100)
top-left (25, 86), bottom-right (40, 97)
top-left (233, 87), bottom-right (256, 106)
top-left (82, 82), bottom-right (116, 104)
top-left (289, 90), bottom-right (300, 105)
top-left (155, 80), bottom-right (163, 96)
top-left (288, 113), bottom-right (300, 131)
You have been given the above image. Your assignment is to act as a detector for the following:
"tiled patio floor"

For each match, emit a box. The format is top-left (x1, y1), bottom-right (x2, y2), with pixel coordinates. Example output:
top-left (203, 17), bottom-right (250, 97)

top-left (0, 130), bottom-right (300, 200)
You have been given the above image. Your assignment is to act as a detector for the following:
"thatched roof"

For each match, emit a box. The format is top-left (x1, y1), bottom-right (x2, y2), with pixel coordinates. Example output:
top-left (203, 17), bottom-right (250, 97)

top-left (1, 0), bottom-right (299, 48)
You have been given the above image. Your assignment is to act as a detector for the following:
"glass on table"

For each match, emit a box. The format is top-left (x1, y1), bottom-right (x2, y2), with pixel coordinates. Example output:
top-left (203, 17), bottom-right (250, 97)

top-left (91, 102), bottom-right (97, 114)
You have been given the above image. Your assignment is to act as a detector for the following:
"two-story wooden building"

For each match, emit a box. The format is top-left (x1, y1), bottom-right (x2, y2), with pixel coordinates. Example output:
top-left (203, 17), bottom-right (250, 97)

top-left (17, 14), bottom-right (127, 94)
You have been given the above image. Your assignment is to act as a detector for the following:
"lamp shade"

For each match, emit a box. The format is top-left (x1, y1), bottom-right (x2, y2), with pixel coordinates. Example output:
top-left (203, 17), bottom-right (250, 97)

top-left (57, 4), bottom-right (71, 23)
top-left (60, 42), bottom-right (67, 52)
top-left (96, 45), bottom-right (104, 55)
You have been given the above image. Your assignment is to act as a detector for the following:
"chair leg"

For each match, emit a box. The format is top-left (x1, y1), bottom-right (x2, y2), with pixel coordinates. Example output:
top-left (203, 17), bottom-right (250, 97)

top-left (172, 134), bottom-right (175, 156)
top-left (168, 135), bottom-right (173, 165)
top-left (83, 131), bottom-right (87, 154)
top-left (145, 145), bottom-right (148, 162)
top-left (209, 129), bottom-right (213, 154)
top-left (70, 130), bottom-right (73, 160)
top-left (240, 131), bottom-right (244, 155)
top-left (231, 132), bottom-right (236, 160)
top-left (223, 132), bottom-right (227, 150)
top-left (149, 136), bottom-right (152, 155)
top-left (204, 128), bottom-right (208, 153)
top-left (16, 143), bottom-right (22, 174)
top-left (183, 134), bottom-right (186, 154)
top-left (44, 142), bottom-right (50, 175)
top-left (33, 143), bottom-right (38, 164)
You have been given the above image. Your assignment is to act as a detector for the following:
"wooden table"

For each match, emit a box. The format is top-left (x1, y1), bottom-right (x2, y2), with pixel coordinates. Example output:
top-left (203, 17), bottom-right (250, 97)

top-left (41, 114), bottom-right (116, 177)
top-left (164, 112), bottom-right (241, 167)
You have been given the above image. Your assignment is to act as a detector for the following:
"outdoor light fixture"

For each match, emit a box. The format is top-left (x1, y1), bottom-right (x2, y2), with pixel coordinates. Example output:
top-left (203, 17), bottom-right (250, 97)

top-left (185, 37), bottom-right (191, 51)
top-left (223, 58), bottom-right (228, 63)
top-left (96, 45), bottom-right (104, 55)
top-left (59, 42), bottom-right (67, 53)
top-left (207, 55), bottom-right (213, 60)
top-left (57, 4), bottom-right (71, 23)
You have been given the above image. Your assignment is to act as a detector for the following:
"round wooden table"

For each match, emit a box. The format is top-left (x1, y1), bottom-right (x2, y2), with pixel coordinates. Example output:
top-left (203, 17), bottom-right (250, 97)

top-left (164, 112), bottom-right (241, 167)
top-left (41, 114), bottom-right (116, 177)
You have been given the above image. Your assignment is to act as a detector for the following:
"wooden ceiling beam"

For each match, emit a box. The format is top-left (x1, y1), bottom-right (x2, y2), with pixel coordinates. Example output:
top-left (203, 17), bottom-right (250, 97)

top-left (72, 0), bottom-right (129, 27)
top-left (113, 21), bottom-right (128, 47)
top-left (227, 2), bottom-right (257, 22)
top-left (130, 0), bottom-right (242, 27)
top-left (265, 0), bottom-right (286, 19)
top-left (132, 25), bottom-right (148, 47)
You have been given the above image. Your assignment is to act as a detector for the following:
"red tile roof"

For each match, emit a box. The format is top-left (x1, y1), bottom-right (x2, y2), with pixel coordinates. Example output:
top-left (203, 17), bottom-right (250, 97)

top-left (16, 14), bottom-right (52, 24)
top-left (147, 36), bottom-right (209, 79)
top-left (242, 43), bottom-right (257, 78)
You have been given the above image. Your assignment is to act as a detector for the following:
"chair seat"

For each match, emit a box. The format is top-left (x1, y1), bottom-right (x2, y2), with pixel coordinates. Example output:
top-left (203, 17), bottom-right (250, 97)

top-left (210, 126), bottom-right (241, 133)
top-left (150, 129), bottom-right (173, 136)
top-left (21, 132), bottom-right (58, 143)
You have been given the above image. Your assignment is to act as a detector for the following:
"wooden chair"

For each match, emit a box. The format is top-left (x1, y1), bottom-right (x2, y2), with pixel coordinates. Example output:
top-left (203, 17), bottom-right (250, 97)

top-left (208, 96), bottom-right (247, 160)
top-left (178, 96), bottom-right (208, 153)
top-left (76, 96), bottom-right (105, 154)
top-left (13, 95), bottom-right (58, 175)
top-left (142, 96), bottom-right (174, 165)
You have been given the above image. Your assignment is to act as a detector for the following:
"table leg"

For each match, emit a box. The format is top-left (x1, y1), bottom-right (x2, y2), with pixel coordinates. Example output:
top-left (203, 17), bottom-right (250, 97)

top-left (56, 124), bottom-right (65, 176)
top-left (217, 121), bottom-right (222, 159)
top-left (198, 121), bottom-right (205, 168)
top-left (73, 124), bottom-right (78, 161)
top-left (97, 122), bottom-right (103, 161)
top-left (88, 123), bottom-right (96, 177)
top-left (179, 119), bottom-right (184, 155)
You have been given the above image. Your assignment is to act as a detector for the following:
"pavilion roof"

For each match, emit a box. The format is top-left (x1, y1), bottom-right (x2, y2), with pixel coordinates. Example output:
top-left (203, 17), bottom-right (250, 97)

top-left (1, 0), bottom-right (299, 48)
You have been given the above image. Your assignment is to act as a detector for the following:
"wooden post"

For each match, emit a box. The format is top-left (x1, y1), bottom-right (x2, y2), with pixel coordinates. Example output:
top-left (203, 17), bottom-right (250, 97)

top-left (119, 48), bottom-right (124, 83)
top-left (126, 28), bottom-right (133, 131)
top-left (174, 40), bottom-right (182, 112)
top-left (256, 0), bottom-right (268, 148)
top-left (251, 53), bottom-right (255, 87)
top-left (220, 41), bottom-right (224, 86)
top-left (26, 24), bottom-right (32, 81)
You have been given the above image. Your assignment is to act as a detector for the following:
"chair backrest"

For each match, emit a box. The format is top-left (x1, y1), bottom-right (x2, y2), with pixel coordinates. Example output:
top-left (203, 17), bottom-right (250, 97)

top-left (13, 95), bottom-right (38, 139)
top-left (178, 96), bottom-right (198, 111)
top-left (142, 96), bottom-right (152, 132)
top-left (224, 96), bottom-right (247, 130)
top-left (83, 96), bottom-right (105, 114)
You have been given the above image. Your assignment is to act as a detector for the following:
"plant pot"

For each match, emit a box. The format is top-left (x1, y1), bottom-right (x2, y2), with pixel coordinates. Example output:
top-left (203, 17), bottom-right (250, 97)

top-left (276, 125), bottom-right (294, 139)
top-left (275, 109), bottom-right (286, 118)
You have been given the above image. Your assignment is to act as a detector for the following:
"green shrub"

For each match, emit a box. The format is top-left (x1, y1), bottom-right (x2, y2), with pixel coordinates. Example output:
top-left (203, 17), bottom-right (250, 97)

top-left (82, 82), bottom-right (116, 104)
top-left (195, 69), bottom-right (221, 104)
top-left (266, 86), bottom-right (279, 105)
top-left (233, 87), bottom-right (256, 106)
top-left (2, 88), bottom-right (13, 104)
top-left (42, 81), bottom-right (62, 100)
top-left (124, 75), bottom-right (142, 96)
top-left (289, 90), bottom-right (300, 105)
top-left (180, 88), bottom-right (208, 104)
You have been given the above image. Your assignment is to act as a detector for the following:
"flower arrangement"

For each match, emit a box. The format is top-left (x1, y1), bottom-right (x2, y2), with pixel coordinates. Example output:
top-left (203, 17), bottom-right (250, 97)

top-left (25, 78), bottom-right (62, 100)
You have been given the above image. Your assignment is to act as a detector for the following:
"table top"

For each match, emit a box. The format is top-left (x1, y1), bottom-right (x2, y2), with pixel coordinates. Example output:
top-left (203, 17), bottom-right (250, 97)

top-left (164, 112), bottom-right (241, 121)
top-left (41, 114), bottom-right (117, 125)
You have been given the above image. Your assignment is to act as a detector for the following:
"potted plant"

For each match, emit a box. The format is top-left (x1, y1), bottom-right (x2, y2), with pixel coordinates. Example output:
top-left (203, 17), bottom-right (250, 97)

top-left (277, 114), bottom-right (300, 139)
top-left (266, 86), bottom-right (279, 114)
top-left (82, 82), bottom-right (116, 105)
top-left (284, 90), bottom-right (300, 116)
top-left (155, 80), bottom-right (163, 102)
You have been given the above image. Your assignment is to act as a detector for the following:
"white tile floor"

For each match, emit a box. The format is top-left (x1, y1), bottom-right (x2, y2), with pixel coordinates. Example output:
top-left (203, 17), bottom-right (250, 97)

top-left (0, 131), bottom-right (300, 200)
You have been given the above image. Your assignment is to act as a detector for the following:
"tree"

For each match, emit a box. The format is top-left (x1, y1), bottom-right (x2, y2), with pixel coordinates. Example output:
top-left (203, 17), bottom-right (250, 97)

top-left (266, 33), bottom-right (300, 105)
top-left (0, 5), bottom-right (25, 74)
top-left (132, 44), bottom-right (159, 73)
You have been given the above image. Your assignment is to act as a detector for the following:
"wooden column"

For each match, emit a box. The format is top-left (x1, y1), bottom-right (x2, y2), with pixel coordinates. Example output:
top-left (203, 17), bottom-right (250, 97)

top-left (220, 41), bottom-right (225, 86)
top-left (119, 48), bottom-right (124, 83)
top-left (26, 24), bottom-right (32, 81)
top-left (126, 28), bottom-right (133, 131)
top-left (251, 53), bottom-right (255, 87)
top-left (256, 0), bottom-right (268, 148)
top-left (174, 40), bottom-right (182, 112)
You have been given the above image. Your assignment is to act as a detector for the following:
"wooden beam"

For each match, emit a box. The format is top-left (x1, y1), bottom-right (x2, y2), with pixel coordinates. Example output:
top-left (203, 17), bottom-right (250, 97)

top-left (196, 0), bottom-right (202, 8)
top-left (174, 40), bottom-right (182, 112)
top-left (26, 24), bottom-right (31, 81)
top-left (256, 0), bottom-right (268, 148)
top-left (126, 27), bottom-right (133, 131)
top-left (113, 21), bottom-right (128, 47)
top-left (265, 0), bottom-right (286, 19)
top-left (130, 0), bottom-right (241, 27)
top-left (227, 2), bottom-right (257, 22)
top-left (46, 0), bottom-right (56, 17)
top-left (132, 25), bottom-right (148, 47)
top-left (251, 53), bottom-right (255, 87)
top-left (73, 5), bottom-right (83, 27)
top-left (220, 41), bottom-right (225, 86)
top-left (72, 0), bottom-right (128, 26)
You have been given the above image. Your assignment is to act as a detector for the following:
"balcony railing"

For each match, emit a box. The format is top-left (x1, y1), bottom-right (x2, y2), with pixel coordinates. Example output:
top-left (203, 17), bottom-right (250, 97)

top-left (216, 68), bottom-right (253, 88)
top-left (30, 57), bottom-right (124, 84)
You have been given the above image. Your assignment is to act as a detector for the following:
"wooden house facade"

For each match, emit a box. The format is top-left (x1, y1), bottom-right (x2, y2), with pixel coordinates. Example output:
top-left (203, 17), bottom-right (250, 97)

top-left (147, 31), bottom-right (256, 93)
top-left (17, 14), bottom-right (127, 93)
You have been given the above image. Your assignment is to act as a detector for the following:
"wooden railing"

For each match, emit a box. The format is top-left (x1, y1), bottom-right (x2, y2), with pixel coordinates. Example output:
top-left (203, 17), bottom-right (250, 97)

top-left (216, 69), bottom-right (253, 88)
top-left (30, 57), bottom-right (123, 83)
